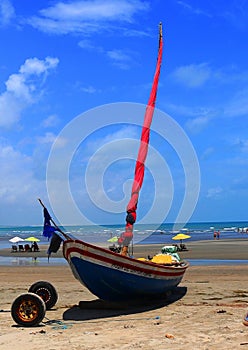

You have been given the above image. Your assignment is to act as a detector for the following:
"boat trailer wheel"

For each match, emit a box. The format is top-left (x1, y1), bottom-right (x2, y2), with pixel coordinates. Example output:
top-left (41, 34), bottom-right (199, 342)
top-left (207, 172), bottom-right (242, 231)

top-left (11, 292), bottom-right (46, 327)
top-left (28, 281), bottom-right (58, 310)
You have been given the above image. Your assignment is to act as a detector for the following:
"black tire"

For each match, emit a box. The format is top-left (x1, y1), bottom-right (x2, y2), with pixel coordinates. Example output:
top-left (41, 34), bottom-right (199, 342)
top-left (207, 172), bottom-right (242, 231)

top-left (28, 281), bottom-right (58, 310)
top-left (243, 312), bottom-right (248, 326)
top-left (11, 292), bottom-right (46, 327)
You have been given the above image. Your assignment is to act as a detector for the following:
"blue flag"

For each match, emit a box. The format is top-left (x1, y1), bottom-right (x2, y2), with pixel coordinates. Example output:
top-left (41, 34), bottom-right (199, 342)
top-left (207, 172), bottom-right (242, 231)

top-left (43, 207), bottom-right (57, 239)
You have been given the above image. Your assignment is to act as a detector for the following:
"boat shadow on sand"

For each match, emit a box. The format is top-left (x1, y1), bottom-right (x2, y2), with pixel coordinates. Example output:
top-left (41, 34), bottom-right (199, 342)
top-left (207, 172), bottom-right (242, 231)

top-left (63, 286), bottom-right (187, 321)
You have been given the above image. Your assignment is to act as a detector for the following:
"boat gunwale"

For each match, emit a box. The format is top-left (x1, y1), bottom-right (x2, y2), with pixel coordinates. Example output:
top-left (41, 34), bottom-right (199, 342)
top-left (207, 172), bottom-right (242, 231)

top-left (63, 239), bottom-right (189, 277)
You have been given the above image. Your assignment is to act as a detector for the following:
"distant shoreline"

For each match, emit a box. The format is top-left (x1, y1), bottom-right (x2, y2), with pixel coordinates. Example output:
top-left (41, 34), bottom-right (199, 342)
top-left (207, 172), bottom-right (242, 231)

top-left (1, 220), bottom-right (248, 227)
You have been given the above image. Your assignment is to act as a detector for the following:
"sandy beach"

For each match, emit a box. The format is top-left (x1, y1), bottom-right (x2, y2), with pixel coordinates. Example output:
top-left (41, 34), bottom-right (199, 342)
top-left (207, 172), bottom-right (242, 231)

top-left (0, 240), bottom-right (248, 349)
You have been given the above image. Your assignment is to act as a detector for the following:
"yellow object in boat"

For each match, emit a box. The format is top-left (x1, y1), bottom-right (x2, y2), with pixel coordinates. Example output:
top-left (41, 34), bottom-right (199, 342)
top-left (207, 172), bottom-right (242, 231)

top-left (137, 257), bottom-right (147, 261)
top-left (151, 254), bottom-right (173, 264)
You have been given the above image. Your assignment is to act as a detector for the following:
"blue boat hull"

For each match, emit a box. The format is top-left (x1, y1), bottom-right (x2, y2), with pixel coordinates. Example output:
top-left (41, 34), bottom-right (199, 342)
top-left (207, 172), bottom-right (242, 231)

top-left (64, 239), bottom-right (188, 302)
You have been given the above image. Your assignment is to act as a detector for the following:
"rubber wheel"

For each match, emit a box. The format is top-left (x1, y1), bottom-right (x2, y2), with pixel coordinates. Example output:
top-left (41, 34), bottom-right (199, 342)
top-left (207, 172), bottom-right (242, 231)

top-left (28, 281), bottom-right (58, 310)
top-left (11, 292), bottom-right (46, 327)
top-left (243, 312), bottom-right (248, 326)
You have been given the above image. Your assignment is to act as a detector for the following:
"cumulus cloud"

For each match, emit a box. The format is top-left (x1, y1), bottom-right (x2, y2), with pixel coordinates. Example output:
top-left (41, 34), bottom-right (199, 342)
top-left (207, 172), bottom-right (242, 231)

top-left (0, 141), bottom-right (42, 204)
top-left (0, 57), bottom-right (59, 128)
top-left (19, 57), bottom-right (58, 75)
top-left (27, 0), bottom-right (149, 35)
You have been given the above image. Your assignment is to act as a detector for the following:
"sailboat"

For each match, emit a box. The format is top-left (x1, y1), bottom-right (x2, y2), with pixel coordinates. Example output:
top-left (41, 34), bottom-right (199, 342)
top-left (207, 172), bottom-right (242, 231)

top-left (42, 23), bottom-right (189, 302)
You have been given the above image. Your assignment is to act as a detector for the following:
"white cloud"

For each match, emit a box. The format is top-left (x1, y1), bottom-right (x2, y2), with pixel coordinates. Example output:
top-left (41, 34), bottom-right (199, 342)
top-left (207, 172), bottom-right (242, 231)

top-left (41, 0), bottom-right (146, 21)
top-left (165, 103), bottom-right (214, 133)
top-left (36, 132), bottom-right (68, 148)
top-left (167, 103), bottom-right (212, 117)
top-left (201, 147), bottom-right (214, 160)
top-left (171, 63), bottom-right (248, 89)
top-left (78, 38), bottom-right (135, 70)
top-left (5, 73), bottom-right (34, 101)
top-left (27, 0), bottom-right (149, 35)
top-left (0, 56), bottom-right (59, 128)
top-left (81, 85), bottom-right (98, 93)
top-left (185, 115), bottom-right (210, 133)
top-left (206, 186), bottom-right (223, 198)
top-left (171, 63), bottom-right (211, 88)
top-left (0, 141), bottom-right (43, 204)
top-left (37, 132), bottom-right (57, 145)
top-left (232, 137), bottom-right (248, 154)
top-left (41, 114), bottom-right (59, 128)
top-left (78, 39), bottom-right (103, 52)
top-left (85, 125), bottom-right (139, 155)
top-left (177, 1), bottom-right (212, 17)
top-left (0, 93), bottom-right (22, 127)
top-left (224, 88), bottom-right (248, 118)
top-left (165, 103), bottom-right (197, 117)
top-left (106, 49), bottom-right (132, 69)
top-left (0, 0), bottom-right (15, 26)
top-left (177, 1), bottom-right (248, 30)
top-left (19, 57), bottom-right (59, 75)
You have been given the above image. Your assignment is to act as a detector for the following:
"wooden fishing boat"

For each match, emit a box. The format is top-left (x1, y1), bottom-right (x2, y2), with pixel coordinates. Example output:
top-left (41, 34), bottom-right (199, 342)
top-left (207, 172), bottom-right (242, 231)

top-left (63, 238), bottom-right (188, 302)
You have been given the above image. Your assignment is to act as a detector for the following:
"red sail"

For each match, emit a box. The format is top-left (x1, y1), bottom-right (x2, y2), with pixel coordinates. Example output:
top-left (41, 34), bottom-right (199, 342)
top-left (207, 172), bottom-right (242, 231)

top-left (118, 24), bottom-right (163, 250)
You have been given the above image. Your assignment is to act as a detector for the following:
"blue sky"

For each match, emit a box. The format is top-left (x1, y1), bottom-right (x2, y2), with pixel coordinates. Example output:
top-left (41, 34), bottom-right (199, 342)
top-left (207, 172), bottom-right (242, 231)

top-left (0, 0), bottom-right (248, 226)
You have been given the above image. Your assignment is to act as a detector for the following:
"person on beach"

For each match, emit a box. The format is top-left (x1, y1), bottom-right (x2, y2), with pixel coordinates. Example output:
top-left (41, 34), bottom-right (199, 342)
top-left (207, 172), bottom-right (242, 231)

top-left (32, 241), bottom-right (39, 252)
top-left (213, 231), bottom-right (217, 240)
top-left (216, 230), bottom-right (220, 240)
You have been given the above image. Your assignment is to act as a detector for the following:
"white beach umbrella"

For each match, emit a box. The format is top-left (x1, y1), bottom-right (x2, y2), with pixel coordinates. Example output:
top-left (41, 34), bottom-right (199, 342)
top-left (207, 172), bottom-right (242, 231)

top-left (9, 236), bottom-right (25, 244)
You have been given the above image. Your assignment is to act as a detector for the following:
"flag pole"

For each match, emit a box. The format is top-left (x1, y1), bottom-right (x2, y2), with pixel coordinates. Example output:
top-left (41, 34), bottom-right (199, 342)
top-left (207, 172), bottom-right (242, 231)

top-left (38, 198), bottom-right (70, 239)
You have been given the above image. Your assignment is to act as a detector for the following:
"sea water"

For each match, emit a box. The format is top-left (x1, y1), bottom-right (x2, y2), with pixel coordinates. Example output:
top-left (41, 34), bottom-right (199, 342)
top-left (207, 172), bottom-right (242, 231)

top-left (1, 221), bottom-right (248, 247)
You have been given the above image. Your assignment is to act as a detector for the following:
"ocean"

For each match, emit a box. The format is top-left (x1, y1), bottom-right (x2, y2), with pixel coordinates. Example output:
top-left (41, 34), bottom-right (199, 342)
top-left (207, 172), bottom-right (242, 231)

top-left (1, 220), bottom-right (248, 248)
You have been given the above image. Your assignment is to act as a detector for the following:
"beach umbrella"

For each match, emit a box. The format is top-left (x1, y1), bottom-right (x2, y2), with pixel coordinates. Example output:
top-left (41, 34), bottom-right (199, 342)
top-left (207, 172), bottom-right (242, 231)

top-left (25, 237), bottom-right (40, 242)
top-left (9, 236), bottom-right (24, 244)
top-left (172, 233), bottom-right (191, 244)
top-left (107, 236), bottom-right (119, 243)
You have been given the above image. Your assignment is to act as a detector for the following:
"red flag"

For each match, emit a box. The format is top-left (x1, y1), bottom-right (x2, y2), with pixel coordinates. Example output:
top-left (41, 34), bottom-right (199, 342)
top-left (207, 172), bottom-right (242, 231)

top-left (118, 24), bottom-right (163, 248)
